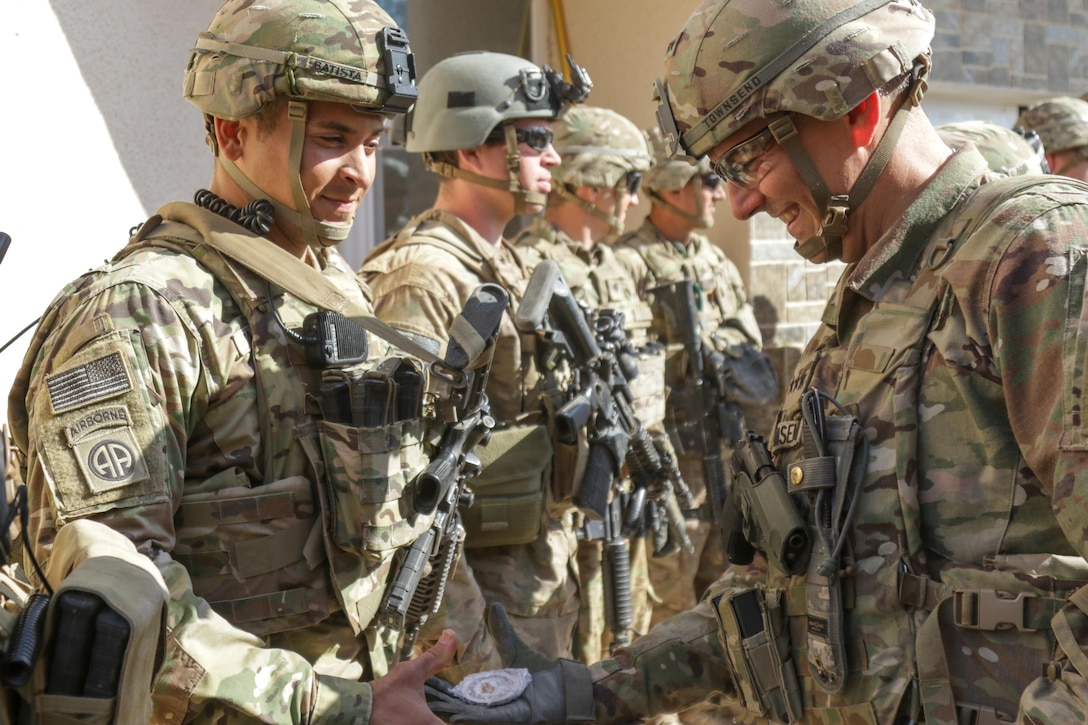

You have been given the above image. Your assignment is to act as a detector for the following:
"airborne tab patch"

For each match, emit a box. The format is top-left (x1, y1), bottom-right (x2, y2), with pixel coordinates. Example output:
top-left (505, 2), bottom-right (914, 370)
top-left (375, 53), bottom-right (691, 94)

top-left (47, 352), bottom-right (132, 414)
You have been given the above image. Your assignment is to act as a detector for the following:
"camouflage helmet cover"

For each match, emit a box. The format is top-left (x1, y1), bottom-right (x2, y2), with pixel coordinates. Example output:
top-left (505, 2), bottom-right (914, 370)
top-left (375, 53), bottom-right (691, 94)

top-left (406, 51), bottom-right (563, 153)
top-left (551, 106), bottom-right (653, 188)
top-left (183, 0), bottom-right (417, 120)
top-left (937, 120), bottom-right (1047, 177)
top-left (643, 125), bottom-right (711, 193)
top-left (1017, 96), bottom-right (1088, 153)
top-left (657, 0), bottom-right (936, 158)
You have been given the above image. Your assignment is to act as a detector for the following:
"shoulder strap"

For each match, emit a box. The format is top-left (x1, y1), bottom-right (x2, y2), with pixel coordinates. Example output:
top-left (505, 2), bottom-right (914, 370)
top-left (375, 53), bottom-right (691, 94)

top-left (135, 203), bottom-right (475, 368)
top-left (377, 209), bottom-right (495, 282)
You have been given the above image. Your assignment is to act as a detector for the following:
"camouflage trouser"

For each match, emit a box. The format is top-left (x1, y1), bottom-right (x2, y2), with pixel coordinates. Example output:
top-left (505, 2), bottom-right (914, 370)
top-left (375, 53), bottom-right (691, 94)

top-left (464, 510), bottom-right (582, 660)
top-left (573, 535), bottom-right (653, 665)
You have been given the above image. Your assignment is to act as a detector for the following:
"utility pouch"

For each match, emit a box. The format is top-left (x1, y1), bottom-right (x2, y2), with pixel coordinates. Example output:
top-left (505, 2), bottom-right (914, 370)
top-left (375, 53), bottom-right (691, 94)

top-left (461, 424), bottom-right (551, 548)
top-left (714, 586), bottom-right (802, 724)
top-left (787, 394), bottom-right (866, 695)
top-left (31, 520), bottom-right (167, 725)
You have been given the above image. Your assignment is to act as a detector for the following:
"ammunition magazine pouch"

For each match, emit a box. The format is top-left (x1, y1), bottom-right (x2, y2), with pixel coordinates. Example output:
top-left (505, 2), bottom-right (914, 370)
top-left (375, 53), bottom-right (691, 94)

top-left (33, 519), bottom-right (168, 725)
top-left (714, 586), bottom-right (802, 724)
top-left (462, 424), bottom-right (551, 548)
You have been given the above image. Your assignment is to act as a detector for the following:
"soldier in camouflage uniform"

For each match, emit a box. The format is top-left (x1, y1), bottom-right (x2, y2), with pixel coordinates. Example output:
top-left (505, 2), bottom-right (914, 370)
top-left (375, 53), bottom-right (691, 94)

top-left (360, 51), bottom-right (592, 661)
top-left (426, 0), bottom-right (1088, 722)
top-left (1017, 96), bottom-right (1088, 181)
top-left (5, 1), bottom-right (488, 720)
top-left (511, 105), bottom-right (663, 664)
top-left (937, 119), bottom-right (1049, 177)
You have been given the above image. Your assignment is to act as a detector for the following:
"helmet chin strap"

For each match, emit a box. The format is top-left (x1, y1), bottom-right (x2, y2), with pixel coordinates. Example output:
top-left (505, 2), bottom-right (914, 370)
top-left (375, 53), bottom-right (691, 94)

top-left (775, 63), bottom-right (929, 263)
top-left (648, 176), bottom-right (713, 229)
top-left (552, 183), bottom-right (625, 235)
top-left (220, 100), bottom-right (353, 248)
top-left (423, 124), bottom-right (546, 214)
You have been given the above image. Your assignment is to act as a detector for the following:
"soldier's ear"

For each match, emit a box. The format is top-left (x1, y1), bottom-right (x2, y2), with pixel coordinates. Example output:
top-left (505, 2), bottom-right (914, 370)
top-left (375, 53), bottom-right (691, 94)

top-left (214, 117), bottom-right (245, 161)
top-left (847, 91), bottom-right (881, 148)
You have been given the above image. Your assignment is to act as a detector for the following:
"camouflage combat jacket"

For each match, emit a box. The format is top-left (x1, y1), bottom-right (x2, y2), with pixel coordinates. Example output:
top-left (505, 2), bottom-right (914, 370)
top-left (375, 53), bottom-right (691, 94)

top-left (7, 203), bottom-right (474, 723)
top-left (590, 147), bottom-right (1088, 724)
top-left (360, 209), bottom-right (580, 624)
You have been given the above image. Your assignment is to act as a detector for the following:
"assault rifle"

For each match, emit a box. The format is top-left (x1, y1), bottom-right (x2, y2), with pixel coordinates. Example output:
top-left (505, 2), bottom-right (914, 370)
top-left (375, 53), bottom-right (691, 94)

top-left (516, 260), bottom-right (693, 650)
top-left (380, 283), bottom-right (509, 663)
top-left (653, 276), bottom-right (739, 539)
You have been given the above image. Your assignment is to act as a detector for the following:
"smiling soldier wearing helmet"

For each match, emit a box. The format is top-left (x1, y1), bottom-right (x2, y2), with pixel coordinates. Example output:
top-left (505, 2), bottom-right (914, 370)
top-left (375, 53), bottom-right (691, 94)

top-left (4, 0), bottom-right (491, 721)
top-left (425, 0), bottom-right (1088, 723)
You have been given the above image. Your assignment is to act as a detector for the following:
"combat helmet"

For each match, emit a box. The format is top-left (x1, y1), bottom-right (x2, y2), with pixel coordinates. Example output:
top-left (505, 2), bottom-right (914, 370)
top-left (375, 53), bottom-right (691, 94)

top-left (405, 51), bottom-right (592, 213)
top-left (655, 0), bottom-right (936, 262)
top-left (1017, 96), bottom-right (1088, 175)
top-left (183, 0), bottom-right (418, 246)
top-left (937, 120), bottom-right (1048, 177)
top-left (643, 126), bottom-right (719, 228)
top-left (549, 106), bottom-right (652, 233)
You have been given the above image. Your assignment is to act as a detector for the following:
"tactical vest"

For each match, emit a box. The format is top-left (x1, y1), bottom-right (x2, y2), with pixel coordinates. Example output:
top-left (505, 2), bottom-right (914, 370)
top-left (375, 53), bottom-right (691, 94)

top-left (127, 205), bottom-right (434, 664)
top-left (720, 172), bottom-right (1088, 724)
top-left (622, 225), bottom-right (757, 389)
top-left (514, 220), bottom-right (665, 428)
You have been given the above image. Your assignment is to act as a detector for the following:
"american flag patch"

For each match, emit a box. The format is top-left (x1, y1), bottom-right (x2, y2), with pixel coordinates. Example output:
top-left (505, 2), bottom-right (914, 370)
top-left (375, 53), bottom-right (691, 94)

top-left (47, 352), bottom-right (132, 414)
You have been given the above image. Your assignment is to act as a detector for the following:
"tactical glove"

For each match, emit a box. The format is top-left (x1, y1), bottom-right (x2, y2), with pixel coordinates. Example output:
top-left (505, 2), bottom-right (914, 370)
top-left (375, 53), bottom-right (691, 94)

top-left (425, 604), bottom-right (595, 723)
top-left (425, 659), bottom-right (595, 724)
top-left (486, 602), bottom-right (556, 673)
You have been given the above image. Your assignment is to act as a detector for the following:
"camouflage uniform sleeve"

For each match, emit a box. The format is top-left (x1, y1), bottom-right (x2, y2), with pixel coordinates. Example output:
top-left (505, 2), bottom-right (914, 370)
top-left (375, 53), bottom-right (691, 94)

top-left (15, 276), bottom-right (374, 723)
top-left (980, 198), bottom-right (1088, 559)
top-left (588, 599), bottom-right (735, 724)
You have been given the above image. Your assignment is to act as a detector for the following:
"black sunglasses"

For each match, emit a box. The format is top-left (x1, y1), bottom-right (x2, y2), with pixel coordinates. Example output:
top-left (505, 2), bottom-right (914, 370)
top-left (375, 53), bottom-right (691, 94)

top-left (700, 173), bottom-right (722, 190)
top-left (488, 126), bottom-right (555, 152)
top-left (622, 171), bottom-right (642, 194)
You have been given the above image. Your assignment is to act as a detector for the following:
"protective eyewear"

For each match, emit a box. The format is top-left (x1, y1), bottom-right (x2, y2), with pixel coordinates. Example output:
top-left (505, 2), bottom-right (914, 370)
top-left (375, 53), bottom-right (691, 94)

top-left (713, 125), bottom-right (776, 188)
top-left (620, 171), bottom-right (642, 195)
top-left (515, 126), bottom-right (555, 152)
top-left (700, 173), bottom-right (722, 190)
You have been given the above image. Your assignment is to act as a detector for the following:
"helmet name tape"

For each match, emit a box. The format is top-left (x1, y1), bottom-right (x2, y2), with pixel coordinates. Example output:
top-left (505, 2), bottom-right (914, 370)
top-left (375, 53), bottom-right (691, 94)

top-left (195, 36), bottom-right (380, 89)
top-left (670, 0), bottom-right (894, 156)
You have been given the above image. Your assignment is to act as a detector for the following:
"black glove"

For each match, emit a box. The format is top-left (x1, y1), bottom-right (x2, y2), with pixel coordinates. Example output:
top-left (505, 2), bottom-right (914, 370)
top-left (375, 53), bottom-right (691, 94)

top-left (426, 604), bottom-right (595, 723)
top-left (425, 659), bottom-right (595, 724)
top-left (486, 602), bottom-right (556, 673)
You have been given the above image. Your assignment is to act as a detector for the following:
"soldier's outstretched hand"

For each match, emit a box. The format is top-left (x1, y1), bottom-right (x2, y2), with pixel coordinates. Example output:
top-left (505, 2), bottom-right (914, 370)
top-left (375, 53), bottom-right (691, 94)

top-left (371, 629), bottom-right (459, 723)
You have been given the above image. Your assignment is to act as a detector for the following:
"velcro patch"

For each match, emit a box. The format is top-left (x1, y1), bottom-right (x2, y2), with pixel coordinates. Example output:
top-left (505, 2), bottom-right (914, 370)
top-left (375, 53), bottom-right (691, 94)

top-left (47, 352), bottom-right (132, 414)
top-left (65, 405), bottom-right (149, 494)
top-left (71, 419), bottom-right (150, 494)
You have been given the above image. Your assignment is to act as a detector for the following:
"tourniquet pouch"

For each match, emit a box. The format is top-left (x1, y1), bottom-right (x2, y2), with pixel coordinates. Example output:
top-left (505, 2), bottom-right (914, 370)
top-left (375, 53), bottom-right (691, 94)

top-left (173, 473), bottom-right (329, 636)
top-left (462, 423), bottom-right (551, 548)
top-left (32, 522), bottom-right (168, 725)
top-left (713, 586), bottom-right (802, 724)
top-left (312, 415), bottom-right (431, 632)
